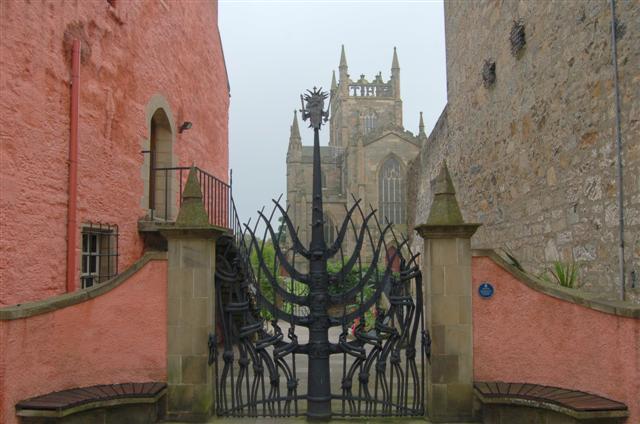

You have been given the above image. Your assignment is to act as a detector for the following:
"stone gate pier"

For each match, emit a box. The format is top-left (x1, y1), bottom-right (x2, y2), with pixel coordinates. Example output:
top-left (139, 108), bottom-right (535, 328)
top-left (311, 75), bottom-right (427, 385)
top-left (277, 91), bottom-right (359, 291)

top-left (416, 163), bottom-right (480, 423)
top-left (161, 169), bottom-right (224, 422)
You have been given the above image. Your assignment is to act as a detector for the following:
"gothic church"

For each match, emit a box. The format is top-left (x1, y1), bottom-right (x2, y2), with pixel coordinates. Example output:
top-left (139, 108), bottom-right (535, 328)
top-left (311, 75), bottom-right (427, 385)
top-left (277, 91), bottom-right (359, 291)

top-left (286, 46), bottom-right (425, 250)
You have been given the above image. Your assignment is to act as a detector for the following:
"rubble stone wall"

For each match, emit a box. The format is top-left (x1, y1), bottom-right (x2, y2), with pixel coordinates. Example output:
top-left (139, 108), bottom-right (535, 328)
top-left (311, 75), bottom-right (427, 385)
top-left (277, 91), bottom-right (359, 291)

top-left (411, 0), bottom-right (639, 300)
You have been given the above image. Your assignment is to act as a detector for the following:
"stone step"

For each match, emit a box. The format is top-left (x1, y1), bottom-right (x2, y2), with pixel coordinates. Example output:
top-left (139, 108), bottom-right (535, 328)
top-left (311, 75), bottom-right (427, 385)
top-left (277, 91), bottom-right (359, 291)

top-left (162, 418), bottom-right (480, 424)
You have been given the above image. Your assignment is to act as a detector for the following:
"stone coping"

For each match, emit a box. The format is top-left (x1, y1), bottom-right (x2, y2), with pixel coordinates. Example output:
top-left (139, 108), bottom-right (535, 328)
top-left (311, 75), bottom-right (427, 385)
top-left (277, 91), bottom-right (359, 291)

top-left (472, 249), bottom-right (640, 319)
top-left (0, 251), bottom-right (167, 320)
top-left (139, 218), bottom-right (228, 234)
top-left (16, 382), bottom-right (167, 418)
top-left (474, 382), bottom-right (628, 419)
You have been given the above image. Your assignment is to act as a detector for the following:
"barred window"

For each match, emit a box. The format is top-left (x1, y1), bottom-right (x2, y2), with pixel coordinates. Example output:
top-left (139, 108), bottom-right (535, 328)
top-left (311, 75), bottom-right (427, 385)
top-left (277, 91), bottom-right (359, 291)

top-left (81, 223), bottom-right (118, 289)
top-left (379, 157), bottom-right (405, 224)
top-left (324, 215), bottom-right (335, 245)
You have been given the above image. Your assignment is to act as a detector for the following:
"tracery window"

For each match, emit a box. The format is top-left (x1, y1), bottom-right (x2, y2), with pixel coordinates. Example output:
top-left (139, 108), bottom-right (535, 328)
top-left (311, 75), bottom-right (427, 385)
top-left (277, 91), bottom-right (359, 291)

top-left (379, 157), bottom-right (405, 225)
top-left (363, 112), bottom-right (377, 134)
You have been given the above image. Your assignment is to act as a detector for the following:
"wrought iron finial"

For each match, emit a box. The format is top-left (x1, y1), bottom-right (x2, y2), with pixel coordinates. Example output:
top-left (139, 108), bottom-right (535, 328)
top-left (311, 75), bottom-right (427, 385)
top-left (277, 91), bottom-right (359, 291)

top-left (300, 87), bottom-right (330, 130)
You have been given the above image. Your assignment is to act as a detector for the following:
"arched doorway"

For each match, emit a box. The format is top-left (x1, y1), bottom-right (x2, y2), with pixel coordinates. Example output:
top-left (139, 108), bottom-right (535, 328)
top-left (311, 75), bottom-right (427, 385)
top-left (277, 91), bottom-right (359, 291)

top-left (149, 109), bottom-right (173, 220)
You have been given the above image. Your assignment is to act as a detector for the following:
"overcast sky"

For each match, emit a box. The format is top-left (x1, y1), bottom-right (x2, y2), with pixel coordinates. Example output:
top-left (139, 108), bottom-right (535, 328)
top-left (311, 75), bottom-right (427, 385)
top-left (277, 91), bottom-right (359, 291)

top-left (219, 0), bottom-right (447, 227)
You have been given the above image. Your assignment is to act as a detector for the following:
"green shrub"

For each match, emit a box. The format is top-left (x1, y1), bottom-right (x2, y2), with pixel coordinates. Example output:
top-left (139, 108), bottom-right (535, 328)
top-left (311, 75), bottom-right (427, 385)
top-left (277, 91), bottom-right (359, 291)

top-left (250, 245), bottom-right (390, 324)
top-left (541, 261), bottom-right (580, 288)
top-left (501, 248), bottom-right (525, 273)
top-left (249, 239), bottom-right (279, 320)
top-left (282, 278), bottom-right (309, 315)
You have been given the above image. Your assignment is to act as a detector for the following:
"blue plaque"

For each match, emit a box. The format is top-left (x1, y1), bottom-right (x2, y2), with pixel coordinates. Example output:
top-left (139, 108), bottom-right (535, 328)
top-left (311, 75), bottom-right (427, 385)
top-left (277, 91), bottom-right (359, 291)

top-left (478, 282), bottom-right (494, 298)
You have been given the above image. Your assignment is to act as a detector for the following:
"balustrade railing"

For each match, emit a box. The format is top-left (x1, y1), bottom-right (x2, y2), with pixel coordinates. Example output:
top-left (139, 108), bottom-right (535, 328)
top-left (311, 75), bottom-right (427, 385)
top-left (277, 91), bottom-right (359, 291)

top-left (150, 166), bottom-right (238, 232)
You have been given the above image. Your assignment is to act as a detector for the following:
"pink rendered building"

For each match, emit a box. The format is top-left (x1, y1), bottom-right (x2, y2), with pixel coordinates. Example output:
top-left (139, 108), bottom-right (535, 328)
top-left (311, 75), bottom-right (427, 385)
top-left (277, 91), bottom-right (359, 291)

top-left (0, 0), bottom-right (229, 306)
top-left (0, 1), bottom-right (229, 422)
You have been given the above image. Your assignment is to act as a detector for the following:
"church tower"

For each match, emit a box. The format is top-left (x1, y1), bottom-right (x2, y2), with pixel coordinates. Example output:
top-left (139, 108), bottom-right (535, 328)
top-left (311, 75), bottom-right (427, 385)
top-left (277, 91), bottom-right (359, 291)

top-left (329, 46), bottom-right (404, 149)
top-left (286, 46), bottom-right (422, 253)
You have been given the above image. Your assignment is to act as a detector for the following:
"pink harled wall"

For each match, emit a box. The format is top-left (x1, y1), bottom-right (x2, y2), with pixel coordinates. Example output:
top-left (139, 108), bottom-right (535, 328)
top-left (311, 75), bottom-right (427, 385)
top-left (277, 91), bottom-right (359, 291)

top-left (0, 0), bottom-right (229, 305)
top-left (0, 256), bottom-right (167, 424)
top-left (472, 255), bottom-right (640, 422)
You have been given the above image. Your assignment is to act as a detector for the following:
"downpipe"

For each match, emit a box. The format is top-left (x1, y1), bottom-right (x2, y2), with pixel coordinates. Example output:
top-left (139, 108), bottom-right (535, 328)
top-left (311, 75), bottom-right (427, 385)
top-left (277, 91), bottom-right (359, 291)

top-left (609, 0), bottom-right (625, 300)
top-left (66, 39), bottom-right (80, 292)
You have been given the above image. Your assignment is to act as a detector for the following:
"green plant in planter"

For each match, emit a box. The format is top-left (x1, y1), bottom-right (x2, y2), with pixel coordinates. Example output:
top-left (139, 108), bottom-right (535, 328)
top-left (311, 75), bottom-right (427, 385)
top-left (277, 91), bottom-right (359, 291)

top-left (541, 261), bottom-right (580, 288)
top-left (501, 248), bottom-right (525, 273)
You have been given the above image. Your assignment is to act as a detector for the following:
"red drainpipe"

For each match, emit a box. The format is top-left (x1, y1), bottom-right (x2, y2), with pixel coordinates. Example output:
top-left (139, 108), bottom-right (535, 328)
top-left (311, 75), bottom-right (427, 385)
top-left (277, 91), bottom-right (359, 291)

top-left (66, 39), bottom-right (80, 292)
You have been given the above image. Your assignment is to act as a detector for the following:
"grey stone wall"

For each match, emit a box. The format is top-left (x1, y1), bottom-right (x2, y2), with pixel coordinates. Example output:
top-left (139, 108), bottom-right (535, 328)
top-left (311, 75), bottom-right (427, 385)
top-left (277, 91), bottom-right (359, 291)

top-left (410, 0), bottom-right (639, 300)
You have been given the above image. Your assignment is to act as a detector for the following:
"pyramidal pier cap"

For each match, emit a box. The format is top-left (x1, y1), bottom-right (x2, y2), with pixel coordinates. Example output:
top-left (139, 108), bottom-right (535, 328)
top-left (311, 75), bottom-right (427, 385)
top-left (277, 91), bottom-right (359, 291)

top-left (415, 162), bottom-right (480, 238)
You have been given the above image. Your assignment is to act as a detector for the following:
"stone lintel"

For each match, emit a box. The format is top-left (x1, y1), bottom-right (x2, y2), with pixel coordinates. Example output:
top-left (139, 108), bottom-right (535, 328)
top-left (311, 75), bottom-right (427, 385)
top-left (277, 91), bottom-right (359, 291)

top-left (415, 223), bottom-right (481, 239)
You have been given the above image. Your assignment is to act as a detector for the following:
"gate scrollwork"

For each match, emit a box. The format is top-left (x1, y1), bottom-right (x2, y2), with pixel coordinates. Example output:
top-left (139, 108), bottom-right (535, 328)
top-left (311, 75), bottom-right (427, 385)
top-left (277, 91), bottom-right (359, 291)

top-left (213, 87), bottom-right (427, 419)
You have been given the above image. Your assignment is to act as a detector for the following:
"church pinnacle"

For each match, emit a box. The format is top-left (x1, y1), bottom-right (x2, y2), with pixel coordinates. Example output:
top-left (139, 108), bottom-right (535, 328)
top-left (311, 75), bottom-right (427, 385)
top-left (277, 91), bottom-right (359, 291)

top-left (418, 111), bottom-right (426, 137)
top-left (290, 110), bottom-right (301, 142)
top-left (392, 46), bottom-right (400, 70)
top-left (391, 47), bottom-right (400, 98)
top-left (339, 44), bottom-right (348, 85)
top-left (339, 44), bottom-right (348, 69)
top-left (331, 70), bottom-right (337, 91)
top-left (287, 110), bottom-right (302, 160)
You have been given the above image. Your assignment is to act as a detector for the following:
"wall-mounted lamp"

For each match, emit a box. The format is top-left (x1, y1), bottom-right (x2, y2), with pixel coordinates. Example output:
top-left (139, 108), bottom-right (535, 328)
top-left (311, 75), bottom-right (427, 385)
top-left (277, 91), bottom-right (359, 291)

top-left (179, 121), bottom-right (193, 133)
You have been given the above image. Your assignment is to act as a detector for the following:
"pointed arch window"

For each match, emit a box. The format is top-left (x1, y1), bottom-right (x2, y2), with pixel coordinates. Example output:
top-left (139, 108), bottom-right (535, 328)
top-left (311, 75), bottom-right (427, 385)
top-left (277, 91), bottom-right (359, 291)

top-left (364, 112), bottom-right (377, 134)
top-left (379, 157), bottom-right (405, 224)
top-left (324, 215), bottom-right (335, 245)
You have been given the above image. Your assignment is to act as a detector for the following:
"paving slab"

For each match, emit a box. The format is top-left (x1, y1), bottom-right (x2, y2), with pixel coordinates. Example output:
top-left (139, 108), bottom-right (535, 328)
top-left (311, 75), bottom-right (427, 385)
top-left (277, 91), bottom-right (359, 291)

top-left (162, 418), bottom-right (478, 424)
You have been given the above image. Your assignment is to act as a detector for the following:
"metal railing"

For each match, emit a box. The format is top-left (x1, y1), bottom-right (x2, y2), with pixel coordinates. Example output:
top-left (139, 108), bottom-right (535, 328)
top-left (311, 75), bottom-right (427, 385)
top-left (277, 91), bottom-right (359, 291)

top-left (150, 166), bottom-right (237, 231)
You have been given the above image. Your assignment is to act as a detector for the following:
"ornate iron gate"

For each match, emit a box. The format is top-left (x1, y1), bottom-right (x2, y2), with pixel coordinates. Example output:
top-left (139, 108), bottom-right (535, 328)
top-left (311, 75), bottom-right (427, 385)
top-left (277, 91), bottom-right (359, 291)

top-left (212, 88), bottom-right (429, 419)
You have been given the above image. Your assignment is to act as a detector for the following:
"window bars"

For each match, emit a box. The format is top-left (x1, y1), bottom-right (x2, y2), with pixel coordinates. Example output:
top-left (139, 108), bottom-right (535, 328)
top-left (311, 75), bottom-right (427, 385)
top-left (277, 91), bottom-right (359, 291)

top-left (80, 223), bottom-right (118, 289)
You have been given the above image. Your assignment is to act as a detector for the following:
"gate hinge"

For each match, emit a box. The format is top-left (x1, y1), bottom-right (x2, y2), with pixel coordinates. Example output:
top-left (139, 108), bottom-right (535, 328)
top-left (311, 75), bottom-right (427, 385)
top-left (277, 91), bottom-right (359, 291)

top-left (208, 333), bottom-right (217, 365)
